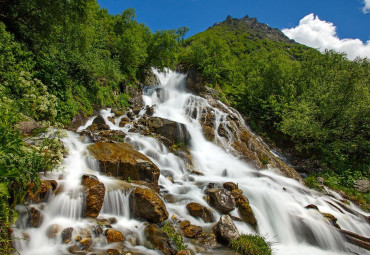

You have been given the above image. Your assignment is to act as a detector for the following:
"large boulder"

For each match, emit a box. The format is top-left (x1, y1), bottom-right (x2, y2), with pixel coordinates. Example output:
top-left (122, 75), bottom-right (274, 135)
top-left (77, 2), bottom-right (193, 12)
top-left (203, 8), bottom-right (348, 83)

top-left (206, 188), bottom-right (236, 214)
top-left (129, 187), bottom-right (169, 223)
top-left (212, 215), bottom-right (240, 245)
top-left (88, 142), bottom-right (160, 184)
top-left (186, 202), bottom-right (215, 223)
top-left (27, 180), bottom-right (57, 203)
top-left (28, 207), bottom-right (43, 228)
top-left (81, 175), bottom-right (105, 218)
top-left (145, 117), bottom-right (191, 147)
top-left (144, 224), bottom-right (177, 255)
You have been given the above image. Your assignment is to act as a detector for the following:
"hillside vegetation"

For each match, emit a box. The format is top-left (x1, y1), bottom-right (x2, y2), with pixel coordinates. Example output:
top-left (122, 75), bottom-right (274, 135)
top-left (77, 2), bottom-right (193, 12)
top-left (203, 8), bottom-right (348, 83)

top-left (178, 15), bottom-right (369, 190)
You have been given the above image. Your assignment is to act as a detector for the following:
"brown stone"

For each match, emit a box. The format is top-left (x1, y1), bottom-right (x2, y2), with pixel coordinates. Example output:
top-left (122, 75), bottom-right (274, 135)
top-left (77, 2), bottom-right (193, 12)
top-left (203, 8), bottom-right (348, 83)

top-left (236, 195), bottom-right (257, 229)
top-left (80, 238), bottom-right (93, 249)
top-left (61, 227), bottom-right (73, 243)
top-left (81, 175), bottom-right (105, 218)
top-left (179, 220), bottom-right (190, 230)
top-left (119, 117), bottom-right (131, 127)
top-left (89, 115), bottom-right (110, 131)
top-left (176, 250), bottom-right (193, 255)
top-left (129, 187), bottom-right (168, 223)
top-left (230, 189), bottom-right (243, 200)
top-left (183, 225), bottom-right (202, 238)
top-left (18, 118), bottom-right (38, 134)
top-left (105, 229), bottom-right (124, 243)
top-left (27, 180), bottom-right (57, 203)
top-left (186, 203), bottom-right (214, 223)
top-left (194, 232), bottom-right (217, 248)
top-left (28, 207), bottom-right (43, 228)
top-left (305, 204), bottom-right (319, 210)
top-left (88, 142), bottom-right (160, 184)
top-left (223, 182), bottom-right (238, 191)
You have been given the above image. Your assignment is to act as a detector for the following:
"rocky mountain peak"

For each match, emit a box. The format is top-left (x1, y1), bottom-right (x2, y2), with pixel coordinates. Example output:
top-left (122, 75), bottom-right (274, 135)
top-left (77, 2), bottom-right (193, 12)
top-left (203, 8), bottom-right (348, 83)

top-left (213, 14), bottom-right (295, 44)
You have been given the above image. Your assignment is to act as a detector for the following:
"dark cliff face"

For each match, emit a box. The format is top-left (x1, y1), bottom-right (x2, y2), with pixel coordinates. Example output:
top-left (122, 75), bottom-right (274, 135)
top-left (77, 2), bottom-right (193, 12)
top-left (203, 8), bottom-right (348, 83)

top-left (212, 15), bottom-right (295, 44)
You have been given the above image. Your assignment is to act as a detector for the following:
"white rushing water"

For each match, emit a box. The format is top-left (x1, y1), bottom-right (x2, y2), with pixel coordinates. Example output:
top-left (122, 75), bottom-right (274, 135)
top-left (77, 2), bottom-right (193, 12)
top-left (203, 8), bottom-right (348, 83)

top-left (14, 70), bottom-right (370, 255)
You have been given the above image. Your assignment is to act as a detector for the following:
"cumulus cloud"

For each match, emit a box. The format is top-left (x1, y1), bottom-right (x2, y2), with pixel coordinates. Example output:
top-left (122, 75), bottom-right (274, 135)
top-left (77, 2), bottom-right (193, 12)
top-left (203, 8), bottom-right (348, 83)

top-left (282, 14), bottom-right (370, 60)
top-left (363, 0), bottom-right (370, 13)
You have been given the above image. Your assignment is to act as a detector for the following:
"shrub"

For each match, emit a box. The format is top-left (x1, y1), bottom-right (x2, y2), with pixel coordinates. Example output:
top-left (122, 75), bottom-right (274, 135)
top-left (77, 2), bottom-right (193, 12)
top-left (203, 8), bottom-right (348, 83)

top-left (229, 234), bottom-right (272, 255)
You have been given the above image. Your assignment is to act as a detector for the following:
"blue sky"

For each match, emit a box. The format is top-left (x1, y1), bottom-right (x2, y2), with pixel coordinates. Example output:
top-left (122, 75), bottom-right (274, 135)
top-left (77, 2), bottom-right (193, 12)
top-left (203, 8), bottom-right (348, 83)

top-left (97, 0), bottom-right (370, 59)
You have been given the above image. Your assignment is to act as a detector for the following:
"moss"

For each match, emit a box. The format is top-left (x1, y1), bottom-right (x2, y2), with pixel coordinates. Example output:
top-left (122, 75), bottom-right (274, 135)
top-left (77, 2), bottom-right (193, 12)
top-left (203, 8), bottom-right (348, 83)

top-left (161, 222), bottom-right (188, 251)
top-left (229, 234), bottom-right (272, 255)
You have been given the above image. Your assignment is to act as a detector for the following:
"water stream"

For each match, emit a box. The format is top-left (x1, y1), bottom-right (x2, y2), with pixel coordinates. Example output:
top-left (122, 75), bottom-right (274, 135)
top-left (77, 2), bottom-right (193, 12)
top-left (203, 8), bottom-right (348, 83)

top-left (14, 70), bottom-right (369, 255)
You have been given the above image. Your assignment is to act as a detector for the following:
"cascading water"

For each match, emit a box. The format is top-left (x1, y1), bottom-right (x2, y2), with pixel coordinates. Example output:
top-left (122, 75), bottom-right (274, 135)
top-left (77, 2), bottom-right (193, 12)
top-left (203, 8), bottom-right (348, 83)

top-left (14, 70), bottom-right (369, 255)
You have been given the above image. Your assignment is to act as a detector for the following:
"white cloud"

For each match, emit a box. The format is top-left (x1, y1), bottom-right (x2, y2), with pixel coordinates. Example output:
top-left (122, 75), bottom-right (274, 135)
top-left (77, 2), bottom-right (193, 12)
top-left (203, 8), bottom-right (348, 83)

top-left (282, 14), bottom-right (370, 60)
top-left (363, 0), bottom-right (370, 13)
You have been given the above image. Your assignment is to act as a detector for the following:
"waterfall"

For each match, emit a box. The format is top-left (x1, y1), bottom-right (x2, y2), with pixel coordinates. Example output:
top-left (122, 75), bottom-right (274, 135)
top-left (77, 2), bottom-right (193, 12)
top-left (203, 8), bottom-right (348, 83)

top-left (13, 70), bottom-right (370, 255)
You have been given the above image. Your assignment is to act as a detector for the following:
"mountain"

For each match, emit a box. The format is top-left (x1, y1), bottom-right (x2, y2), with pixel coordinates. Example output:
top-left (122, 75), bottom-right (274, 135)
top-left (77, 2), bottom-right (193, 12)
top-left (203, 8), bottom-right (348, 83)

top-left (212, 15), bottom-right (295, 44)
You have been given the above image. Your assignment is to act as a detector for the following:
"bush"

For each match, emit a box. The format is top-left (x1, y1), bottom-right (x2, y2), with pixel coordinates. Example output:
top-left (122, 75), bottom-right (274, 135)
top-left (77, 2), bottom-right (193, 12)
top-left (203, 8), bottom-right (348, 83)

top-left (229, 234), bottom-right (272, 255)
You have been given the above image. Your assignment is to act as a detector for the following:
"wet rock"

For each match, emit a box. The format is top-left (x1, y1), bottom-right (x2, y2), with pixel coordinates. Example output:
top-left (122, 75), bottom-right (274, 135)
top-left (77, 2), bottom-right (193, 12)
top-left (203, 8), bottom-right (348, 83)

top-left (305, 204), bottom-right (319, 210)
top-left (106, 249), bottom-right (121, 255)
top-left (145, 105), bottom-right (155, 116)
top-left (183, 225), bottom-right (202, 238)
top-left (194, 232), bottom-right (217, 248)
top-left (28, 207), bottom-right (43, 228)
top-left (235, 195), bottom-right (257, 229)
top-left (88, 142), bottom-right (160, 184)
top-left (80, 238), bottom-right (93, 249)
top-left (129, 187), bottom-right (169, 223)
top-left (186, 202), bottom-right (215, 223)
top-left (46, 224), bottom-right (62, 239)
top-left (176, 250), bottom-right (193, 255)
top-left (212, 215), bottom-right (240, 245)
top-left (223, 182), bottom-right (238, 191)
top-left (92, 225), bottom-right (103, 237)
top-left (105, 229), bottom-right (124, 243)
top-left (61, 227), bottom-right (74, 243)
top-left (144, 224), bottom-right (177, 255)
top-left (230, 189), bottom-right (243, 200)
top-left (95, 130), bottom-right (126, 143)
top-left (132, 106), bottom-right (142, 115)
top-left (27, 180), bottom-right (57, 203)
top-left (81, 175), bottom-right (105, 218)
top-left (322, 213), bottom-right (341, 229)
top-left (206, 188), bottom-right (236, 214)
top-left (179, 220), bottom-right (190, 230)
top-left (88, 115), bottom-right (110, 131)
top-left (145, 117), bottom-right (191, 147)
top-left (354, 179), bottom-right (370, 193)
top-left (119, 117), bottom-right (131, 127)
top-left (107, 116), bottom-right (115, 124)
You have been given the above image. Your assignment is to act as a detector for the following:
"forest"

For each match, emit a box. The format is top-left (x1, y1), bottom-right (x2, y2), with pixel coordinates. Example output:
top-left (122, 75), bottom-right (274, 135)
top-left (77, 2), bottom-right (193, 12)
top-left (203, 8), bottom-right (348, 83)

top-left (0, 0), bottom-right (369, 252)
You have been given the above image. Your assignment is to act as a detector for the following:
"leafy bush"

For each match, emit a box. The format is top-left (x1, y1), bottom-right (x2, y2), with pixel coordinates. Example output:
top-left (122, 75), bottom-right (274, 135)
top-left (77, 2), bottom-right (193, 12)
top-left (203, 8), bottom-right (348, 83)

top-left (229, 234), bottom-right (272, 255)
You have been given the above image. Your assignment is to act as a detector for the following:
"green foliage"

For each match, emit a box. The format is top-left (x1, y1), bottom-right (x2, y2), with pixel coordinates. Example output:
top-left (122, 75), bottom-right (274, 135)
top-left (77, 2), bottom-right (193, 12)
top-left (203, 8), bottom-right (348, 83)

top-left (161, 222), bottom-right (188, 251)
top-left (180, 19), bottom-right (370, 181)
top-left (229, 234), bottom-right (272, 255)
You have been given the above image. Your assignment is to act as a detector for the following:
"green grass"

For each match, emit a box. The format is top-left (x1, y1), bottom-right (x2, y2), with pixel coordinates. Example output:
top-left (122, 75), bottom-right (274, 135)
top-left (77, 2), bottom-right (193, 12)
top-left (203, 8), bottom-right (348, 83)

top-left (229, 234), bottom-right (272, 255)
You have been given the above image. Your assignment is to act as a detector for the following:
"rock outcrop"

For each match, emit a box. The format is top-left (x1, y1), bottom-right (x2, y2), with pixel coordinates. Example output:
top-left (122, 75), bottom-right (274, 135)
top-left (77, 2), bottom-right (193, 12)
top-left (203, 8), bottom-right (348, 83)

top-left (212, 215), bottom-right (240, 245)
top-left (81, 175), bottom-right (105, 218)
top-left (88, 142), bottom-right (160, 184)
top-left (186, 202), bottom-right (215, 223)
top-left (105, 229), bottom-right (124, 243)
top-left (206, 188), bottom-right (236, 214)
top-left (145, 117), bottom-right (191, 147)
top-left (129, 187), bottom-right (169, 223)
